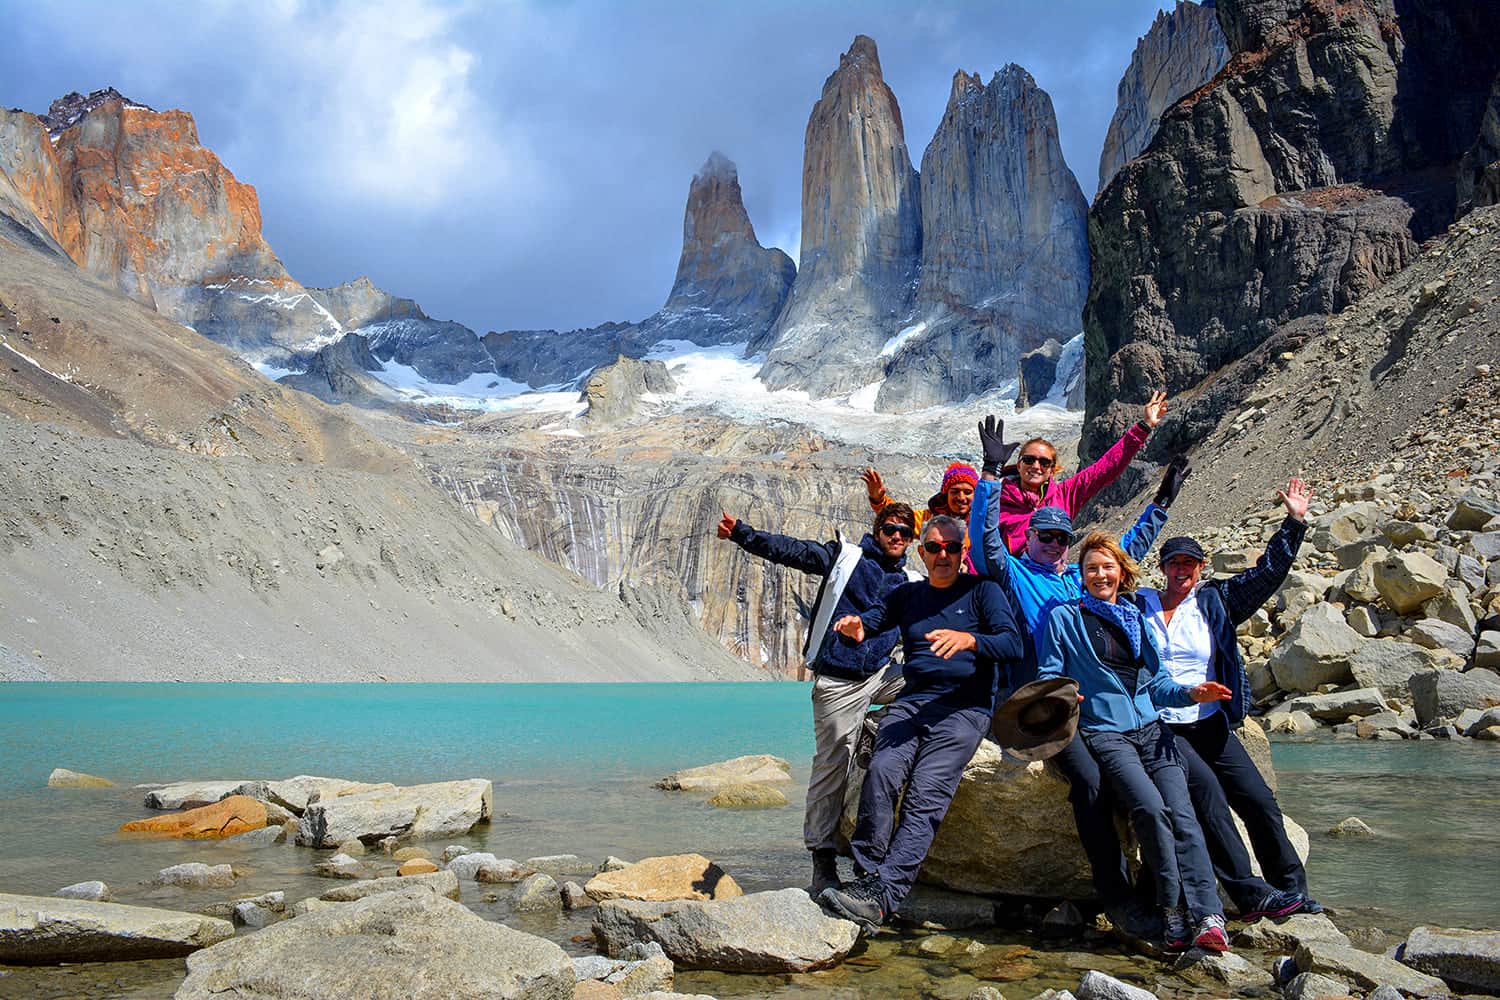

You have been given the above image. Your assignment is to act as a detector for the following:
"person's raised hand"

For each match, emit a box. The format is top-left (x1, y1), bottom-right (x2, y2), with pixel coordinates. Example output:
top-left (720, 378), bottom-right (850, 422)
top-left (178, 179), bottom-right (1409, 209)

top-left (1153, 454), bottom-right (1192, 510)
top-left (925, 629), bottom-right (977, 660)
top-left (1277, 477), bottom-right (1313, 522)
top-left (1190, 681), bottom-right (1233, 703)
top-left (717, 511), bottom-right (736, 540)
top-left (834, 615), bottom-right (866, 643)
top-left (862, 468), bottom-right (886, 504)
top-left (978, 414), bottom-right (1017, 476)
top-left (1143, 390), bottom-right (1169, 428)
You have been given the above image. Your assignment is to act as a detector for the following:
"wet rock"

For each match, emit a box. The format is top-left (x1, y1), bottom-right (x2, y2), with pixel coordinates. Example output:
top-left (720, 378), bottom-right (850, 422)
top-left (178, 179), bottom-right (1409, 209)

top-left (1355, 711), bottom-right (1417, 740)
top-left (512, 873), bottom-right (561, 913)
top-left (895, 885), bottom-right (996, 930)
top-left (294, 779), bottom-right (492, 847)
top-left (1294, 940), bottom-right (1448, 995)
top-left (152, 864), bottom-right (236, 890)
top-left (1268, 604), bottom-right (1362, 693)
top-left (1283, 971), bottom-right (1354, 1000)
top-left (599, 856), bottom-right (631, 873)
top-left (1234, 912), bottom-right (1351, 952)
top-left (121, 796), bottom-right (267, 839)
top-left (440, 845), bottom-right (470, 863)
top-left (53, 881), bottom-right (111, 902)
top-left (1287, 688), bottom-right (1389, 721)
top-left (1350, 641), bottom-right (1452, 701)
top-left (592, 887), bottom-right (857, 973)
top-left (1040, 901), bottom-right (1084, 939)
top-left (335, 839), bottom-right (366, 857)
top-left (584, 854), bottom-right (742, 903)
top-left (175, 890), bottom-right (574, 1000)
top-left (654, 756), bottom-right (791, 792)
top-left (445, 852), bottom-right (502, 881)
top-left (0, 892), bottom-right (234, 964)
top-left (1374, 553), bottom-right (1450, 615)
top-left (522, 855), bottom-right (594, 878)
top-left (391, 847), bottom-right (431, 862)
top-left (573, 940), bottom-right (674, 994)
top-left (142, 780), bottom-right (250, 810)
top-left (225, 825), bottom-right (285, 848)
top-left (1328, 817), bottom-right (1375, 838)
top-left (1400, 925), bottom-right (1500, 993)
top-left (706, 783), bottom-right (787, 808)
top-left (397, 859), bottom-right (439, 876)
top-left (1174, 948), bottom-right (1275, 989)
top-left (313, 854), bottom-right (374, 880)
top-left (561, 881), bottom-right (594, 910)
top-left (231, 892), bottom-right (285, 929)
top-left (47, 767), bottom-right (113, 788)
top-left (477, 860), bottom-right (534, 884)
top-left (1410, 668), bottom-right (1500, 727)
top-left (1076, 969), bottom-right (1157, 1000)
top-left (317, 870), bottom-right (459, 903)
top-left (1410, 619), bottom-right (1476, 658)
top-left (1463, 706), bottom-right (1500, 736)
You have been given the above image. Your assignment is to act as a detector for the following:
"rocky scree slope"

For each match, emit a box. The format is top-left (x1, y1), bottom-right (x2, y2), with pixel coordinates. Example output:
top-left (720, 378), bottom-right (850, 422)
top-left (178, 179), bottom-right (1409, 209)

top-left (1082, 0), bottom-right (1500, 465)
top-left (0, 227), bottom-right (761, 682)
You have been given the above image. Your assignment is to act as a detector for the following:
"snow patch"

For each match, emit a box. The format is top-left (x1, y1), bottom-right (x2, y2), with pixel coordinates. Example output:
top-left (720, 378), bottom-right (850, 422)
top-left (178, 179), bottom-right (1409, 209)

top-left (1042, 333), bottom-right (1084, 409)
top-left (368, 360), bottom-right (585, 415)
top-left (252, 361), bottom-right (297, 381)
top-left (878, 322), bottom-right (928, 359)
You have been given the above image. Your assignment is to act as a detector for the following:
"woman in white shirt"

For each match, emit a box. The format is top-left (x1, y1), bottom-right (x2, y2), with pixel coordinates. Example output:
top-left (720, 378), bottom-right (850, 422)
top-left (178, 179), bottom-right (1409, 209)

top-left (1139, 478), bottom-right (1321, 920)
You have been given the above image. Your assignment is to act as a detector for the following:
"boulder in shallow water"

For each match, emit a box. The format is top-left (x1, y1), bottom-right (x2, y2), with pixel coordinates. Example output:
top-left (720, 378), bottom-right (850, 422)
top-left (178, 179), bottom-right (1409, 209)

top-left (706, 783), bottom-right (788, 808)
top-left (397, 859), bottom-right (439, 876)
top-left (0, 892), bottom-right (233, 964)
top-left (1400, 925), bottom-right (1500, 994)
top-left (1294, 940), bottom-right (1448, 996)
top-left (1409, 668), bottom-right (1500, 726)
top-left (295, 779), bottom-right (492, 847)
top-left (318, 870), bottom-right (459, 903)
top-left (120, 796), bottom-right (267, 839)
top-left (152, 864), bottom-right (236, 890)
top-left (52, 882), bottom-right (111, 902)
top-left (48, 768), bottom-right (114, 788)
top-left (264, 775), bottom-right (396, 816)
top-left (1328, 817), bottom-right (1375, 838)
top-left (513, 873), bottom-right (561, 913)
top-left (1077, 969), bottom-right (1158, 1000)
top-left (174, 890), bottom-right (573, 1000)
top-left (313, 854), bottom-right (375, 880)
top-left (142, 780), bottom-right (251, 810)
top-left (654, 755), bottom-right (792, 791)
top-left (592, 888), bottom-right (857, 972)
top-left (522, 854), bottom-right (594, 877)
top-left (226, 825), bottom-right (286, 848)
top-left (585, 854), bottom-right (742, 902)
top-left (1234, 912), bottom-right (1350, 952)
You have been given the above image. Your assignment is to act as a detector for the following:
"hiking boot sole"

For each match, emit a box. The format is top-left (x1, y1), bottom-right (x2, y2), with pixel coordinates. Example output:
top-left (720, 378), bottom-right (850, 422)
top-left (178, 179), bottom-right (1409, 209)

top-left (818, 887), bottom-right (882, 936)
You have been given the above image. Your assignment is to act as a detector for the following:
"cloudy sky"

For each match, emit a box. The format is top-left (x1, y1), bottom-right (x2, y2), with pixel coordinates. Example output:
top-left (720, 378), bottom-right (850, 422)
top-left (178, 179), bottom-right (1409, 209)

top-left (3, 0), bottom-right (1172, 334)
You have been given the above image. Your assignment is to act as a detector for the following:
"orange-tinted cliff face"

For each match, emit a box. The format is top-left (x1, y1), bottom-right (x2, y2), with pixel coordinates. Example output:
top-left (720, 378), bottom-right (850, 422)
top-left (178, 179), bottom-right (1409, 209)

top-left (1, 91), bottom-right (340, 359)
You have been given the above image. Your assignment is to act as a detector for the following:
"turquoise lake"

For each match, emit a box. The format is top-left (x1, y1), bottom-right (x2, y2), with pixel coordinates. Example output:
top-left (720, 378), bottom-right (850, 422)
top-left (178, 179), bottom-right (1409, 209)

top-left (1, 683), bottom-right (1498, 998)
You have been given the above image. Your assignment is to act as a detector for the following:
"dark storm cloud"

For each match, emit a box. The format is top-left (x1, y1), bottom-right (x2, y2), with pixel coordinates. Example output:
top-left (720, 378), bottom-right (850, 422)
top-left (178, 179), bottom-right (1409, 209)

top-left (0, 0), bottom-right (1167, 334)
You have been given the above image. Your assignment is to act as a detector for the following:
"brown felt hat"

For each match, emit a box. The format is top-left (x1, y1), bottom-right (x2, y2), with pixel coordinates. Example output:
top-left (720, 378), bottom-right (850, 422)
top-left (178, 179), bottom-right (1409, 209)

top-left (990, 678), bottom-right (1080, 762)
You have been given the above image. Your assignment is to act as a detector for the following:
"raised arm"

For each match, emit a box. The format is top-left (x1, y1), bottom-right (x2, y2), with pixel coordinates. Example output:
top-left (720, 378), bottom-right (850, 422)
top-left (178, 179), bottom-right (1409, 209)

top-left (722, 513), bottom-right (837, 577)
top-left (1216, 478), bottom-right (1311, 625)
top-left (978, 479), bottom-right (1016, 590)
top-left (1052, 392), bottom-right (1165, 513)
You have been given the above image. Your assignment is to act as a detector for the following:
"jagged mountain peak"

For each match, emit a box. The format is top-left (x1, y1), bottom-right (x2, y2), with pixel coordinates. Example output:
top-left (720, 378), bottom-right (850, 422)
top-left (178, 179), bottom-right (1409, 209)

top-left (948, 70), bottom-right (983, 106)
top-left (696, 150), bottom-right (736, 181)
top-left (41, 88), bottom-right (155, 138)
top-left (844, 34), bottom-right (881, 69)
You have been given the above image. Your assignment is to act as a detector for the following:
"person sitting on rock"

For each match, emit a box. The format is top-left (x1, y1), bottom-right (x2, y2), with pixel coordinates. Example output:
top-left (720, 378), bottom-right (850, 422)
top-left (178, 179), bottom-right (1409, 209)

top-left (862, 461), bottom-right (980, 573)
top-left (976, 460), bottom-right (1185, 936)
top-left (716, 501), bottom-right (919, 895)
top-left (819, 515), bottom-right (1022, 935)
top-left (968, 391), bottom-right (1170, 559)
top-left (1038, 531), bottom-right (1234, 953)
top-left (1137, 478), bottom-right (1321, 919)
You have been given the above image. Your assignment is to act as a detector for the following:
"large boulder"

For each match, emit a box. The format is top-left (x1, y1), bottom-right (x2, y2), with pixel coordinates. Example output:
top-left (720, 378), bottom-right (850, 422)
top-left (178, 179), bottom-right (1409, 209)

top-left (318, 870), bottom-right (460, 903)
top-left (120, 796), bottom-right (267, 839)
top-left (295, 779), bottom-right (492, 847)
top-left (653, 756), bottom-right (791, 792)
top-left (591, 888), bottom-right (858, 973)
top-left (1374, 553), bottom-right (1450, 615)
top-left (175, 890), bottom-right (574, 1000)
top-left (1350, 641), bottom-right (1453, 700)
top-left (47, 767), bottom-right (114, 788)
top-left (1400, 925), bottom-right (1500, 994)
top-left (1294, 940), bottom-right (1448, 996)
top-left (1409, 668), bottom-right (1500, 726)
top-left (584, 854), bottom-right (742, 903)
top-left (1267, 603), bottom-right (1363, 693)
top-left (142, 780), bottom-right (252, 810)
top-left (1287, 688), bottom-right (1390, 722)
top-left (1234, 912), bottom-right (1350, 952)
top-left (264, 776), bottom-right (395, 815)
top-left (0, 893), bottom-right (233, 964)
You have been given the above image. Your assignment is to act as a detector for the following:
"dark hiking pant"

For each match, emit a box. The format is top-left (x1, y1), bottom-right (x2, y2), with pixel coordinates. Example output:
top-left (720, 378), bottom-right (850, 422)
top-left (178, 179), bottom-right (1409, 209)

top-left (1170, 711), bottom-right (1308, 901)
top-left (1049, 733), bottom-right (1134, 905)
top-left (850, 698), bottom-right (990, 915)
top-left (1084, 721), bottom-right (1222, 921)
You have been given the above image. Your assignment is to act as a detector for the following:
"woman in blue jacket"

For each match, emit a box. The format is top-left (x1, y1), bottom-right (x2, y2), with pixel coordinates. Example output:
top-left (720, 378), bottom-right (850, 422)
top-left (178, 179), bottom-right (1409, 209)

top-left (1038, 532), bottom-right (1233, 953)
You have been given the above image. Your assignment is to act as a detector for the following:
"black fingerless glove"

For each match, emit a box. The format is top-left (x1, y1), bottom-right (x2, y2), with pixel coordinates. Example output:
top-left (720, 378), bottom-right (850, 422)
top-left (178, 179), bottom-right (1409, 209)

top-left (1153, 454), bottom-right (1192, 510)
top-left (978, 415), bottom-right (1017, 475)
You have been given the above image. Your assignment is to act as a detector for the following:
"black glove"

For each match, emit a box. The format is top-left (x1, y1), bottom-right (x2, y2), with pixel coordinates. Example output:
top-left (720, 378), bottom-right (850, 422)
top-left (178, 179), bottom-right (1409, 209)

top-left (978, 415), bottom-right (1017, 475)
top-left (1153, 454), bottom-right (1192, 510)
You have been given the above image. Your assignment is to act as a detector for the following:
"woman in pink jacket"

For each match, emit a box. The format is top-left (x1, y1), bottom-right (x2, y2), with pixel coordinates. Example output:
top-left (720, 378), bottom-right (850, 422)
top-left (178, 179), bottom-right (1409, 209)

top-left (980, 391), bottom-right (1170, 556)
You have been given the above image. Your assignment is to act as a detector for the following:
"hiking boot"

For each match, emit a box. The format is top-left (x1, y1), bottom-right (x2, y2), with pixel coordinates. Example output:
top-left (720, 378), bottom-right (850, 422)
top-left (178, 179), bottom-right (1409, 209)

top-left (1103, 897), bottom-right (1161, 939)
top-left (1239, 888), bottom-right (1305, 922)
top-left (1192, 913), bottom-right (1230, 953)
top-left (819, 873), bottom-right (886, 936)
top-left (1298, 896), bottom-right (1325, 914)
top-left (1162, 906), bottom-right (1190, 950)
top-left (810, 848), bottom-right (841, 896)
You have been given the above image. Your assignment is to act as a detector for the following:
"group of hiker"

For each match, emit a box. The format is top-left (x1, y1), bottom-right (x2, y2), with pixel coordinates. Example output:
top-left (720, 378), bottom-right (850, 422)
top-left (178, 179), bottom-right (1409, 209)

top-left (715, 392), bottom-right (1320, 955)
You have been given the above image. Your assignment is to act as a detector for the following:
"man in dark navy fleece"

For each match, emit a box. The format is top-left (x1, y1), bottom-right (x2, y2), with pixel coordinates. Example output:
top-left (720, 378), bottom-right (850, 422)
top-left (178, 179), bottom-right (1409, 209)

top-left (822, 515), bottom-right (1022, 933)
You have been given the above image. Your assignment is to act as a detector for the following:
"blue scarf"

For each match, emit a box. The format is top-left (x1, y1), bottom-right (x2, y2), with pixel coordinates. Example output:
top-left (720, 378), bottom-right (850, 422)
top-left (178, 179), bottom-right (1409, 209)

top-left (1081, 593), bottom-right (1142, 659)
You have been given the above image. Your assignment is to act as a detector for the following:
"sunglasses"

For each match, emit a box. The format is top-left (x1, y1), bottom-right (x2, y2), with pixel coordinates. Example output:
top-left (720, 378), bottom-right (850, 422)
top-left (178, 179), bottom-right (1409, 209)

top-left (922, 540), bottom-right (964, 556)
top-left (1034, 530), bottom-right (1071, 545)
top-left (1019, 454), bottom-right (1056, 469)
top-left (877, 523), bottom-right (915, 539)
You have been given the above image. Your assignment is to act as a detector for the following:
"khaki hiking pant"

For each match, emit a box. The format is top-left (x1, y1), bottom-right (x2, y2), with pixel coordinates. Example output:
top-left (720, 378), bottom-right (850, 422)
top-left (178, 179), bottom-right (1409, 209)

top-left (805, 662), bottom-right (904, 851)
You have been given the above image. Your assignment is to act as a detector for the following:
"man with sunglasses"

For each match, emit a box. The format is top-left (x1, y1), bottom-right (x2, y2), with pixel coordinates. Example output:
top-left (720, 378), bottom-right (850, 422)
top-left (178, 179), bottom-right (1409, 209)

top-left (716, 502), bottom-right (920, 894)
top-left (822, 515), bottom-right (1022, 934)
top-left (976, 459), bottom-right (1189, 936)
